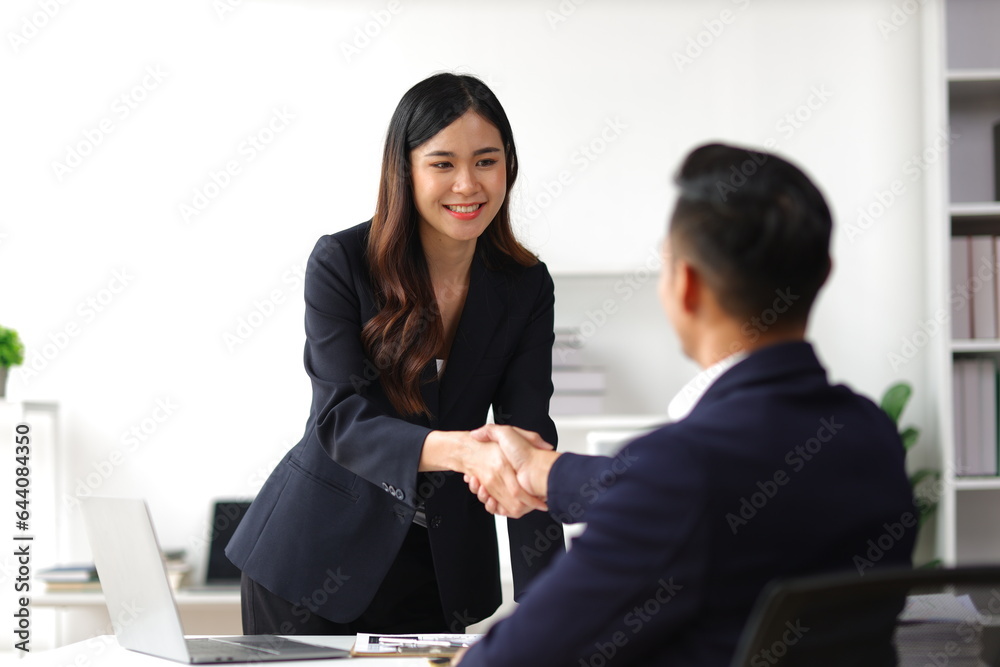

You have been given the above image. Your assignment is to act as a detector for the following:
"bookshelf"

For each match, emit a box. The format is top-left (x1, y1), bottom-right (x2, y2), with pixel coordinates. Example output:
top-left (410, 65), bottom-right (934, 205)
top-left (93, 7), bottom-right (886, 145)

top-left (930, 0), bottom-right (1000, 565)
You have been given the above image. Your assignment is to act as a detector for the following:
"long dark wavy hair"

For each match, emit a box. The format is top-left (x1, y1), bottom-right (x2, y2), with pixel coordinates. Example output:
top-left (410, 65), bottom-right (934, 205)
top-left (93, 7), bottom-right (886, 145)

top-left (362, 73), bottom-right (537, 418)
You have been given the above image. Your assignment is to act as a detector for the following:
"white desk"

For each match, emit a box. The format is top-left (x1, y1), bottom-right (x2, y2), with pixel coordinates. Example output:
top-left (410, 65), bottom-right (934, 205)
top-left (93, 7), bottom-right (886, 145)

top-left (16, 635), bottom-right (432, 666)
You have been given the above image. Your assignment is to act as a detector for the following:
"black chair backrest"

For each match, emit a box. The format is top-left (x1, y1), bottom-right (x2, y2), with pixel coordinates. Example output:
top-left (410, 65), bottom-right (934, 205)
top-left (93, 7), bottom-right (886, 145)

top-left (730, 566), bottom-right (1000, 667)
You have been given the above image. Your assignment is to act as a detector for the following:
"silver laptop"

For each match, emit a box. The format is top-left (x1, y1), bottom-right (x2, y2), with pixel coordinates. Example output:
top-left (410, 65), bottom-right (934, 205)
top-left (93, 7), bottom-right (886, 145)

top-left (79, 496), bottom-right (349, 663)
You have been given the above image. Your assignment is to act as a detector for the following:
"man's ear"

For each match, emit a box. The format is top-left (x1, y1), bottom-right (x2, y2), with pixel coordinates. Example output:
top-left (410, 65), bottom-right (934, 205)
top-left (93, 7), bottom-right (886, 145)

top-left (820, 256), bottom-right (832, 288)
top-left (677, 259), bottom-right (702, 316)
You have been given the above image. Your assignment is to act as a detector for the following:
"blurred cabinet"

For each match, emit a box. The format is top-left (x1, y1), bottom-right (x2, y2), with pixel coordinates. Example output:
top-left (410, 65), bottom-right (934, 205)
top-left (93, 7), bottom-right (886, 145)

top-left (929, 0), bottom-right (1000, 565)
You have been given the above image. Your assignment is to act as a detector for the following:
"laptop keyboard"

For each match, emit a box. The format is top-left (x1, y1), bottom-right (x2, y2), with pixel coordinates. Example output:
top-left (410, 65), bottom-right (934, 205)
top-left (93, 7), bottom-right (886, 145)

top-left (185, 636), bottom-right (348, 662)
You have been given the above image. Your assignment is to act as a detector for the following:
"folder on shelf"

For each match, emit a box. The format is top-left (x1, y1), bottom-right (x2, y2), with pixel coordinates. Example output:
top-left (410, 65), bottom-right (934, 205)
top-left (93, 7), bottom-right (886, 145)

top-left (958, 360), bottom-right (978, 476)
top-left (970, 237), bottom-right (997, 339)
top-left (976, 357), bottom-right (998, 477)
top-left (993, 121), bottom-right (1000, 201)
top-left (954, 358), bottom-right (1000, 477)
top-left (953, 361), bottom-right (967, 475)
top-left (950, 237), bottom-right (972, 340)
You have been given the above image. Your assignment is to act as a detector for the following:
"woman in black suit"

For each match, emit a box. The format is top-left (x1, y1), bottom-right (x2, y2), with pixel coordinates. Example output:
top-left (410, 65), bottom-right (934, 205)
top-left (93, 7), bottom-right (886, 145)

top-left (226, 73), bottom-right (564, 635)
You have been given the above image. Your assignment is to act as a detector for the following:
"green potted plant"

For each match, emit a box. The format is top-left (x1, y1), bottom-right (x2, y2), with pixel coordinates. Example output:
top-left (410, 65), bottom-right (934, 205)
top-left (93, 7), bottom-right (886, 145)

top-left (0, 325), bottom-right (25, 399)
top-left (880, 381), bottom-right (941, 566)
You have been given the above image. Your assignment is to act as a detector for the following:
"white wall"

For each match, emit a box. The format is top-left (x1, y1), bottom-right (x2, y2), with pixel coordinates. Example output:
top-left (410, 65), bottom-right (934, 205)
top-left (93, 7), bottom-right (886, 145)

top-left (0, 0), bottom-right (939, 582)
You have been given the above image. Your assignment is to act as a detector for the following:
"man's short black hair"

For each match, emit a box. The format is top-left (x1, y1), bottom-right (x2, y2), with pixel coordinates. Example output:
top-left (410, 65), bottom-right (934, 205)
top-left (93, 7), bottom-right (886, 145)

top-left (669, 142), bottom-right (832, 326)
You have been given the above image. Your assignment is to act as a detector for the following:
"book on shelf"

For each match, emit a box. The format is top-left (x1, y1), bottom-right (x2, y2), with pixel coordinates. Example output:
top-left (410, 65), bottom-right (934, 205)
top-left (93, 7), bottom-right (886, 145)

top-left (970, 236), bottom-right (996, 339)
top-left (948, 234), bottom-right (1000, 339)
top-left (37, 564), bottom-right (98, 583)
top-left (952, 358), bottom-right (999, 477)
top-left (552, 367), bottom-right (606, 393)
top-left (553, 327), bottom-right (584, 366)
top-left (994, 120), bottom-right (999, 201)
top-left (550, 394), bottom-right (605, 416)
top-left (950, 237), bottom-right (972, 339)
top-left (43, 580), bottom-right (102, 593)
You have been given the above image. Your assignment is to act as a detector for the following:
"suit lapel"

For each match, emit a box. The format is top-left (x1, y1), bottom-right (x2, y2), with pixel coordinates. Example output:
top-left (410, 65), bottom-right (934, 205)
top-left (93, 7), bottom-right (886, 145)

top-left (437, 255), bottom-right (506, 421)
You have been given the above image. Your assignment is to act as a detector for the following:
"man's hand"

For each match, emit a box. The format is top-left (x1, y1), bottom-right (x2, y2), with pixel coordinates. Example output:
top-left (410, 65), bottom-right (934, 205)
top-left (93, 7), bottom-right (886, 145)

top-left (457, 434), bottom-right (548, 518)
top-left (466, 424), bottom-right (561, 515)
top-left (419, 430), bottom-right (547, 518)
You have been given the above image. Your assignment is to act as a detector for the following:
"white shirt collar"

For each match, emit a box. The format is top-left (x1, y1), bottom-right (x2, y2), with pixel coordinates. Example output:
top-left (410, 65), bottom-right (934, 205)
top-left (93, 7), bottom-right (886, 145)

top-left (666, 352), bottom-right (749, 422)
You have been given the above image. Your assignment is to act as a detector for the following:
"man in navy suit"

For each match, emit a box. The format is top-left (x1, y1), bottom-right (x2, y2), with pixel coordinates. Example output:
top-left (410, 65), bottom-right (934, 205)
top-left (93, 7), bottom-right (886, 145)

top-left (457, 143), bottom-right (916, 666)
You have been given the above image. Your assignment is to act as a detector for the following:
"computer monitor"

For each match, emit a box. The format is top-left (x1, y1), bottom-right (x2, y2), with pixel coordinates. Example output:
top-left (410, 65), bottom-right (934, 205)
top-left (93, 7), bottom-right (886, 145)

top-left (204, 499), bottom-right (252, 586)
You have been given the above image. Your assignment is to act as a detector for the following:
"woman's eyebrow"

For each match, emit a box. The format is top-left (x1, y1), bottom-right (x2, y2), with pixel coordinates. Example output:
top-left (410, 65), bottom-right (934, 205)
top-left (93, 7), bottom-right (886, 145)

top-left (422, 147), bottom-right (501, 158)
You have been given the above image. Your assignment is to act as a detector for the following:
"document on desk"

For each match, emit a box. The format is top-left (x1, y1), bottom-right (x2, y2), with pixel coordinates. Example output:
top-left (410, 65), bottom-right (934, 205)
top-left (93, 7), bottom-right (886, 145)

top-left (350, 633), bottom-right (481, 657)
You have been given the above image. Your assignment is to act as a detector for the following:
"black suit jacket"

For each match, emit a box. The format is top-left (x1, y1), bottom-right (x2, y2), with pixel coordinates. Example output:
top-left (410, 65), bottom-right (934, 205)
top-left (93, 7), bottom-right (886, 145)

top-left (226, 221), bottom-right (564, 628)
top-left (460, 342), bottom-right (916, 666)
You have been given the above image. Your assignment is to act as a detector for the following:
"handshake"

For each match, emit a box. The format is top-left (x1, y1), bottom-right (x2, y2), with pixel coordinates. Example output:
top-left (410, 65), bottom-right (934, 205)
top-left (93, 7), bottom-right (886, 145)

top-left (459, 424), bottom-right (562, 519)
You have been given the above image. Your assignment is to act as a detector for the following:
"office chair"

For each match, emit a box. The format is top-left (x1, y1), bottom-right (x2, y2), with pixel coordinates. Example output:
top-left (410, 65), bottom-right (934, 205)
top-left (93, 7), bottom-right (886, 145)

top-left (730, 565), bottom-right (1000, 667)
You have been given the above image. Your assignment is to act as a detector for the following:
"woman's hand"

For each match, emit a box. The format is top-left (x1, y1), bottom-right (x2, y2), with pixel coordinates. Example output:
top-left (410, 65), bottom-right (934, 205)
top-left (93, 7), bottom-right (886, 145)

top-left (465, 425), bottom-right (559, 516)
top-left (420, 430), bottom-right (547, 518)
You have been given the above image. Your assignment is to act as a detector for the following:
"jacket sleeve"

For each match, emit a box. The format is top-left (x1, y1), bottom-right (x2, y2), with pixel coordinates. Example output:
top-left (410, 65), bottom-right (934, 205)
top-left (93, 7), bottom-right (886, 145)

top-left (545, 452), bottom-right (628, 524)
top-left (491, 264), bottom-right (568, 598)
top-left (303, 234), bottom-right (431, 504)
top-left (458, 437), bottom-right (708, 667)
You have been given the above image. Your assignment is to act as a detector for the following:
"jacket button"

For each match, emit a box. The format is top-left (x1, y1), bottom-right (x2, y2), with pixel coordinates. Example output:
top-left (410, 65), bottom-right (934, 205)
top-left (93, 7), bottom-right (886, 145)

top-left (430, 515), bottom-right (442, 528)
top-left (395, 489), bottom-right (404, 500)
top-left (382, 483), bottom-right (390, 492)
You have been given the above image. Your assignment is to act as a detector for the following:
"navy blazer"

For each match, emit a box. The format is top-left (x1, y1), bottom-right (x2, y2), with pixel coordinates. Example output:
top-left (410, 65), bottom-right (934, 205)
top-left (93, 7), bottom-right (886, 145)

top-left (460, 342), bottom-right (916, 666)
top-left (226, 221), bottom-right (564, 628)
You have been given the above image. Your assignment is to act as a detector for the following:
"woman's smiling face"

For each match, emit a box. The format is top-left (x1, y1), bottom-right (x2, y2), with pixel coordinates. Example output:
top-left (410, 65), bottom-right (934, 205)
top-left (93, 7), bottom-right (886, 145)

top-left (409, 110), bottom-right (507, 249)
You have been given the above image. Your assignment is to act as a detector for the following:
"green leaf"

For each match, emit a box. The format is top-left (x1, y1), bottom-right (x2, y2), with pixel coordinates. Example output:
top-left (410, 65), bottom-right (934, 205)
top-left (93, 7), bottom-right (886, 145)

top-left (910, 468), bottom-right (939, 488)
top-left (0, 326), bottom-right (25, 368)
top-left (900, 426), bottom-right (920, 450)
top-left (880, 382), bottom-right (911, 425)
